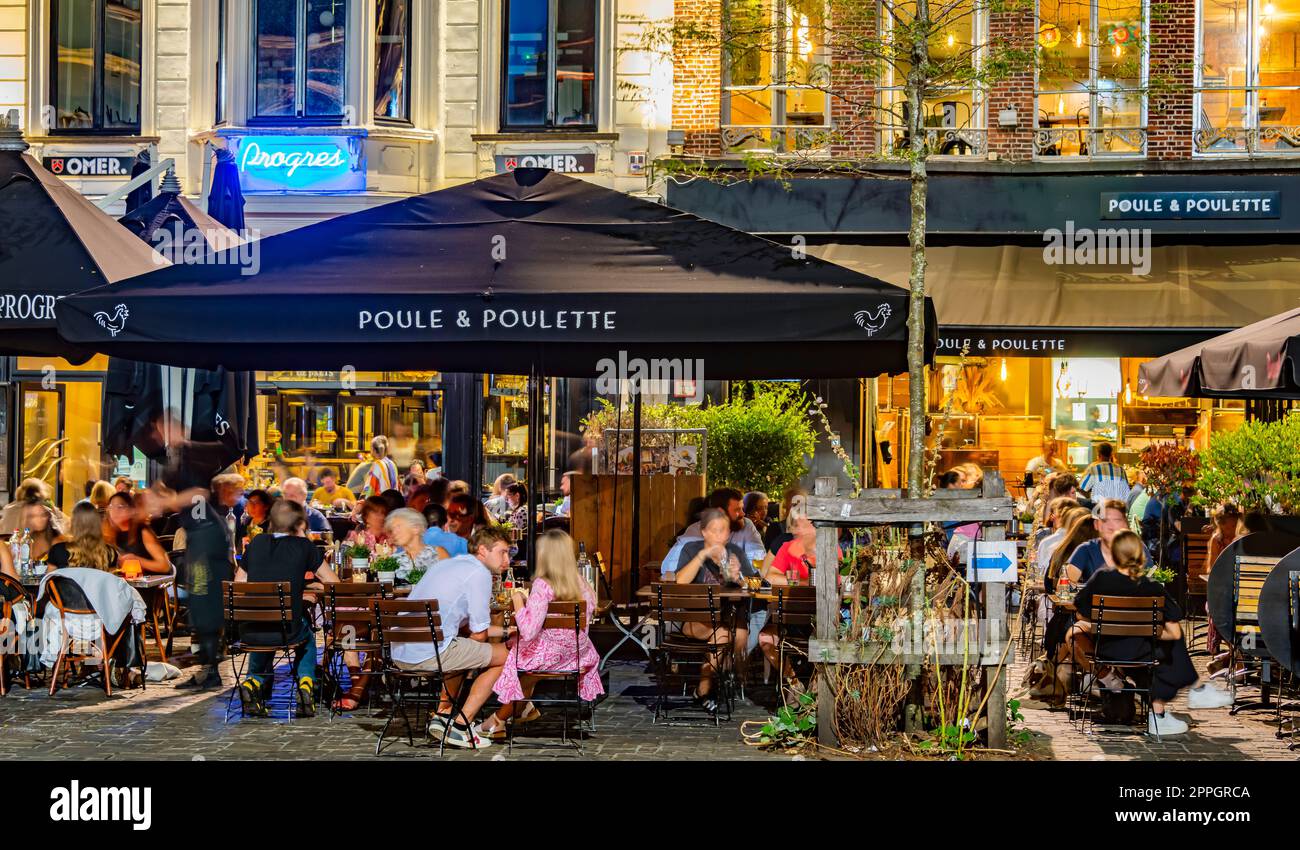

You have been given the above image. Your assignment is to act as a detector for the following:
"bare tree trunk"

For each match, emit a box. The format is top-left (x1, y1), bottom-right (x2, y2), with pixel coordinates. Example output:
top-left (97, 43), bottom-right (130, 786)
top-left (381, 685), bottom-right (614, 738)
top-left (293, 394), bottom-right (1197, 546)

top-left (905, 8), bottom-right (930, 500)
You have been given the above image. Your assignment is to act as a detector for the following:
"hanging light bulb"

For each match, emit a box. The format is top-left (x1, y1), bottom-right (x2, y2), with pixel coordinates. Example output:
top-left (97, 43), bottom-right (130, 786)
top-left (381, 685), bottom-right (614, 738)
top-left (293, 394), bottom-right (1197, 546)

top-left (1000, 358), bottom-right (1008, 381)
top-left (947, 31), bottom-right (956, 48)
top-left (1113, 42), bottom-right (1123, 58)
top-left (1124, 381), bottom-right (1132, 404)
top-left (1265, 2), bottom-right (1276, 15)
top-left (1058, 95), bottom-right (1065, 114)
top-left (1075, 21), bottom-right (1084, 48)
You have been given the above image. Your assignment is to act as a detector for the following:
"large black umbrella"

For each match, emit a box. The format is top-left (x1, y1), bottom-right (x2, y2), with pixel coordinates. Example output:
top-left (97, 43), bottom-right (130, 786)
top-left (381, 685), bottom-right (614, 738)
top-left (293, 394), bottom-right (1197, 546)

top-left (104, 168), bottom-right (259, 476)
top-left (57, 169), bottom-right (933, 377)
top-left (0, 115), bottom-right (164, 359)
top-left (1138, 308), bottom-right (1300, 399)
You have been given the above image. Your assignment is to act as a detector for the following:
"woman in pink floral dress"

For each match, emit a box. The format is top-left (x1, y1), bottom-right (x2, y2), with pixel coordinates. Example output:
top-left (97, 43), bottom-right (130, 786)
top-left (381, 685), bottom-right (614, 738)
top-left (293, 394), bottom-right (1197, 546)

top-left (477, 530), bottom-right (603, 738)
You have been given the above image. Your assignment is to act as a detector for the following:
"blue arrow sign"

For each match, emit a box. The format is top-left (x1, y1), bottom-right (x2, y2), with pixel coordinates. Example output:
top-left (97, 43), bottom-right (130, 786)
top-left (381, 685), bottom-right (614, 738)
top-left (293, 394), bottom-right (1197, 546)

top-left (973, 552), bottom-right (1012, 571)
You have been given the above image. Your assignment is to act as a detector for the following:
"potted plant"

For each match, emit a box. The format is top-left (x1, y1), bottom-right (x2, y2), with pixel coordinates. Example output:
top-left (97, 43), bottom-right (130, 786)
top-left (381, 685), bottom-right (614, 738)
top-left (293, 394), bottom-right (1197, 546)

top-left (346, 541), bottom-right (371, 575)
top-left (1195, 416), bottom-right (1300, 534)
top-left (372, 554), bottom-right (401, 585)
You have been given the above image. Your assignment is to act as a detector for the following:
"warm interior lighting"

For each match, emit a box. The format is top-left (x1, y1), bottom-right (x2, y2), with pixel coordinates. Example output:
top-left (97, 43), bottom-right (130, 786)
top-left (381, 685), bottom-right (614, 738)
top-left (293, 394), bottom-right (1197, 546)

top-left (1000, 358), bottom-right (1008, 381)
top-left (1075, 21), bottom-right (1084, 48)
top-left (1113, 42), bottom-right (1123, 58)
top-left (947, 31), bottom-right (956, 48)
top-left (1057, 95), bottom-right (1066, 114)
top-left (1265, 2), bottom-right (1276, 14)
top-left (1124, 382), bottom-right (1132, 404)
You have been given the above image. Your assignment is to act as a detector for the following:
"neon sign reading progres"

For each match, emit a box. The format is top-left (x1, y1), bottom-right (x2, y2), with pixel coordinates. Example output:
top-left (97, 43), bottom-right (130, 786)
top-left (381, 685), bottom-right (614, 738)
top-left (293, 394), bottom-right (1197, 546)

top-left (234, 135), bottom-right (365, 193)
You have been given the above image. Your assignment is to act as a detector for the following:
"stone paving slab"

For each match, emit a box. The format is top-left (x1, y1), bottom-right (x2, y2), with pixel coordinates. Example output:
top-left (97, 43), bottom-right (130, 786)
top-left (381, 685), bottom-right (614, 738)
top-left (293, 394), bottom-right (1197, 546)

top-left (2, 636), bottom-right (1294, 761)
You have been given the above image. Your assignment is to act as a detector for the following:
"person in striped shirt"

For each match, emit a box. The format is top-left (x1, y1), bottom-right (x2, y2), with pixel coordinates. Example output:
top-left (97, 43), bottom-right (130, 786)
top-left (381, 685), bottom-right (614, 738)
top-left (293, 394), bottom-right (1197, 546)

top-left (1079, 442), bottom-right (1130, 503)
top-left (366, 435), bottom-right (401, 497)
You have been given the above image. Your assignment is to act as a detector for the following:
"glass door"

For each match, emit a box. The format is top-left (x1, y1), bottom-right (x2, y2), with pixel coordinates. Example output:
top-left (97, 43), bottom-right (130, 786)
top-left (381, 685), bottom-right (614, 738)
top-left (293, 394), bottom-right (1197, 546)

top-left (19, 385), bottom-right (66, 511)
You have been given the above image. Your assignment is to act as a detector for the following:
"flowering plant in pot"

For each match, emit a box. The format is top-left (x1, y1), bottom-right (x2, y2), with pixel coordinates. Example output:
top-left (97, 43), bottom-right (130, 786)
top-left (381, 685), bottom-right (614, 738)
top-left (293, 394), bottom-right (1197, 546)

top-left (1137, 443), bottom-right (1200, 506)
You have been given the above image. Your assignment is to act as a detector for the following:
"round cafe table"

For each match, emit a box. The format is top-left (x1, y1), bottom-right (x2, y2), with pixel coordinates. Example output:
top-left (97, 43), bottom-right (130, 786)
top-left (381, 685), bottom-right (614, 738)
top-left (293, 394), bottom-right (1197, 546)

top-left (1206, 531), bottom-right (1300, 638)
top-left (1256, 548), bottom-right (1300, 676)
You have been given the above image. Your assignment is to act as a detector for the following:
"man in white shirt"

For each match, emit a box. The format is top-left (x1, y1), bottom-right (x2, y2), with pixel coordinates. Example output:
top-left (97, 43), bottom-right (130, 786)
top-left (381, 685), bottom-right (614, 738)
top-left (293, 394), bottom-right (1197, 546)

top-left (661, 487), bottom-right (768, 576)
top-left (393, 524), bottom-right (512, 749)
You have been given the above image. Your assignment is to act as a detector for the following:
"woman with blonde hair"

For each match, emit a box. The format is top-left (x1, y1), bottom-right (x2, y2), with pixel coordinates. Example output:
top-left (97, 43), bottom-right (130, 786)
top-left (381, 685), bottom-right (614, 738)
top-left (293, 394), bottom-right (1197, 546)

top-left (47, 503), bottom-right (119, 571)
top-left (475, 529), bottom-right (603, 739)
top-left (1067, 529), bottom-right (1206, 735)
top-left (88, 480), bottom-right (115, 514)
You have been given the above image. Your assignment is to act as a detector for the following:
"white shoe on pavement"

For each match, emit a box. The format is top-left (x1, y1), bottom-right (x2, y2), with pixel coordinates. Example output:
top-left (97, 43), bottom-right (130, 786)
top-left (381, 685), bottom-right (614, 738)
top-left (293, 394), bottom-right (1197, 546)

top-left (1186, 682), bottom-right (1234, 709)
top-left (1148, 710), bottom-right (1189, 737)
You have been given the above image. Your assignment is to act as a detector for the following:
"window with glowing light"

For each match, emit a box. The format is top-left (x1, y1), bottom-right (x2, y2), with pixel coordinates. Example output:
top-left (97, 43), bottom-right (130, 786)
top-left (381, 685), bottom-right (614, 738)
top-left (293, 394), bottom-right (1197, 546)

top-left (1196, 0), bottom-right (1300, 154)
top-left (877, 0), bottom-right (986, 156)
top-left (722, 0), bottom-right (830, 153)
top-left (1036, 0), bottom-right (1146, 157)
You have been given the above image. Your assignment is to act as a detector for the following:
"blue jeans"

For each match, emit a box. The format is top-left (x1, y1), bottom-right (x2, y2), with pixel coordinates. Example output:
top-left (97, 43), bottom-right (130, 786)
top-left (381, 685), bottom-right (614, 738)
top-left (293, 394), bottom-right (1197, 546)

top-left (245, 618), bottom-right (317, 687)
top-left (746, 608), bottom-right (769, 654)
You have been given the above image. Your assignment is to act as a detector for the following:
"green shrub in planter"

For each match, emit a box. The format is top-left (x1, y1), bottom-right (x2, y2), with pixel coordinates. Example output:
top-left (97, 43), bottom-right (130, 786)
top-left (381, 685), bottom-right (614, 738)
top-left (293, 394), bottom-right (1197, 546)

top-left (1195, 416), bottom-right (1300, 514)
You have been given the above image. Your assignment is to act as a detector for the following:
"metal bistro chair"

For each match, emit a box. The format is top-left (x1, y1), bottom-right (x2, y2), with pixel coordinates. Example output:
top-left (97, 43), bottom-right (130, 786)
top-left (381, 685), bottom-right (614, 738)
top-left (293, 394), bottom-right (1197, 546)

top-left (0, 573), bottom-right (34, 695)
top-left (506, 600), bottom-right (591, 754)
top-left (773, 585), bottom-right (816, 688)
top-left (1072, 595), bottom-right (1164, 739)
top-left (1288, 570), bottom-right (1300, 750)
top-left (650, 583), bottom-right (732, 725)
top-left (221, 581), bottom-right (312, 722)
top-left (45, 573), bottom-right (147, 697)
top-left (375, 598), bottom-right (477, 756)
top-left (321, 582), bottom-right (387, 718)
top-left (1229, 555), bottom-right (1281, 714)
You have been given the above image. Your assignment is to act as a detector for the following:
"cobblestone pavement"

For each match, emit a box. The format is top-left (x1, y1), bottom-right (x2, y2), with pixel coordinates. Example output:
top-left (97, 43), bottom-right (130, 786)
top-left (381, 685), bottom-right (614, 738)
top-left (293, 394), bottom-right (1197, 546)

top-left (1, 638), bottom-right (1294, 761)
top-left (1007, 645), bottom-right (1299, 761)
top-left (0, 650), bottom-right (797, 762)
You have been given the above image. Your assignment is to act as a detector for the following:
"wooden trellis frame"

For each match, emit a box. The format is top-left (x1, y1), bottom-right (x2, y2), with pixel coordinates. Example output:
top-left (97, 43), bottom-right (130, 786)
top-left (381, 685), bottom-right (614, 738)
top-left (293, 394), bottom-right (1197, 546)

top-left (805, 473), bottom-right (1015, 748)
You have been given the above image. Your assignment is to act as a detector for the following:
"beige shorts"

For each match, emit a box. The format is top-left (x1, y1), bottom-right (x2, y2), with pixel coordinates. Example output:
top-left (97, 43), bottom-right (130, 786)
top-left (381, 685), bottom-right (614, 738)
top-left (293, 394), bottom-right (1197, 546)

top-left (396, 637), bottom-right (493, 673)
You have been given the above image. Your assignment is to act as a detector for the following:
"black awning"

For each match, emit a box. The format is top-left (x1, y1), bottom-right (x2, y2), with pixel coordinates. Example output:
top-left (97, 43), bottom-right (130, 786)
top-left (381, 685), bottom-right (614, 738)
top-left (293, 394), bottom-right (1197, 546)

top-left (0, 150), bottom-right (165, 359)
top-left (1138, 308), bottom-right (1300, 398)
top-left (57, 169), bottom-right (935, 378)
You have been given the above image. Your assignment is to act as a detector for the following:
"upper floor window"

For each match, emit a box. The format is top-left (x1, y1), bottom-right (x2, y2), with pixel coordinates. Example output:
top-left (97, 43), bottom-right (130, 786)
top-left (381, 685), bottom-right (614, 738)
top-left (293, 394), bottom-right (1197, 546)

top-left (501, 0), bottom-right (597, 130)
top-left (879, 0), bottom-right (986, 157)
top-left (1197, 0), bottom-right (1300, 154)
top-left (254, 0), bottom-right (348, 122)
top-left (51, 0), bottom-right (142, 133)
top-left (1036, 0), bottom-right (1146, 157)
top-left (374, 0), bottom-right (410, 122)
top-left (721, 0), bottom-right (829, 154)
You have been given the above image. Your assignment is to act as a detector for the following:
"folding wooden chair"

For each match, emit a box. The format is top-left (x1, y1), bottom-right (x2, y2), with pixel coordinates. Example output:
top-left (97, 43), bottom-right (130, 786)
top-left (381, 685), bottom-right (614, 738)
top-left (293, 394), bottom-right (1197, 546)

top-left (221, 581), bottom-right (312, 722)
top-left (773, 585), bottom-right (816, 686)
top-left (1182, 529), bottom-right (1213, 654)
top-left (1229, 555), bottom-right (1281, 714)
top-left (1071, 595), bottom-right (1164, 738)
top-left (375, 598), bottom-right (475, 756)
top-left (0, 573), bottom-right (34, 695)
top-left (506, 600), bottom-right (591, 754)
top-left (45, 574), bottom-right (146, 697)
top-left (650, 583), bottom-right (731, 725)
top-left (320, 582), bottom-right (386, 717)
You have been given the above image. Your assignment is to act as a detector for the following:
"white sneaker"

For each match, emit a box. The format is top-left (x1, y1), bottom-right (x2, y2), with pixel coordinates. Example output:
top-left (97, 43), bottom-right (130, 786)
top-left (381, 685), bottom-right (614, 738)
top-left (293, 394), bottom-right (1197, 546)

top-left (1148, 711), bottom-right (1189, 737)
top-left (438, 723), bottom-right (490, 749)
top-left (1080, 673), bottom-right (1099, 696)
top-left (1186, 682), bottom-right (1234, 710)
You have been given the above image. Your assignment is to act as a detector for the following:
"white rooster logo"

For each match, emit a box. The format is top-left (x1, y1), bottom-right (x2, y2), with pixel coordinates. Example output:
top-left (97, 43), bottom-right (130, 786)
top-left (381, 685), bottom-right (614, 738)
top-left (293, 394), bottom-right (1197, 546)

top-left (94, 303), bottom-right (129, 337)
top-left (853, 304), bottom-right (892, 336)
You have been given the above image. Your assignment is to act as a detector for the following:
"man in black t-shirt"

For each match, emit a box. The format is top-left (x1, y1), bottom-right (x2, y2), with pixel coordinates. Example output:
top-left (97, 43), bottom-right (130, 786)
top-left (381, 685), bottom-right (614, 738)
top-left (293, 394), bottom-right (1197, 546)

top-left (233, 500), bottom-right (337, 717)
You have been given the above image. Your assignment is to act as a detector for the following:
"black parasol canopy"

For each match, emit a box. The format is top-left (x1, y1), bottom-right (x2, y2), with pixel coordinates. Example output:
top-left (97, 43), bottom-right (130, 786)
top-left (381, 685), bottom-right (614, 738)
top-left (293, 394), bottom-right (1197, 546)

top-left (0, 114), bottom-right (164, 359)
top-left (57, 169), bottom-right (934, 378)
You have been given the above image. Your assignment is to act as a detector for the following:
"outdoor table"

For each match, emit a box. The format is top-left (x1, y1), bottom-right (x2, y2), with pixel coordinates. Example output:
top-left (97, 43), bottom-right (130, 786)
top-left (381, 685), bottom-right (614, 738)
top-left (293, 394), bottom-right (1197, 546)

top-left (1049, 594), bottom-right (1076, 613)
top-left (130, 572), bottom-right (178, 664)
